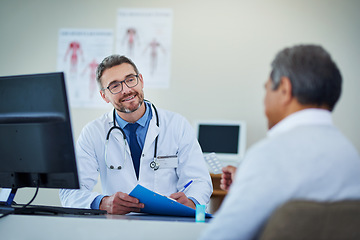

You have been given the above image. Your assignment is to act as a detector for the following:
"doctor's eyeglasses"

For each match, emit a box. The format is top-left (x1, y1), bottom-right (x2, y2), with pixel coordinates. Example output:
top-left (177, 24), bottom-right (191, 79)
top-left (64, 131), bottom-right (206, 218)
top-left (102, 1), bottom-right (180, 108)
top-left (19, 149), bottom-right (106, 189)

top-left (102, 74), bottom-right (139, 94)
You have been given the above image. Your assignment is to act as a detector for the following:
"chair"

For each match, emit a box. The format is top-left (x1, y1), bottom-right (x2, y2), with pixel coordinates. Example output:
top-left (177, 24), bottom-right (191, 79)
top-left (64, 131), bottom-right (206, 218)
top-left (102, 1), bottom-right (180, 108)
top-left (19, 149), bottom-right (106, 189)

top-left (259, 200), bottom-right (360, 240)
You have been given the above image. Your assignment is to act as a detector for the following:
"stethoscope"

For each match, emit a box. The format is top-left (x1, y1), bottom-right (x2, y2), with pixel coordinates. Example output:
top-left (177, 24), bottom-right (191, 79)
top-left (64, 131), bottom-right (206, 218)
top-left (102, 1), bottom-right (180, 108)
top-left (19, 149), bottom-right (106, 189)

top-left (104, 100), bottom-right (160, 171)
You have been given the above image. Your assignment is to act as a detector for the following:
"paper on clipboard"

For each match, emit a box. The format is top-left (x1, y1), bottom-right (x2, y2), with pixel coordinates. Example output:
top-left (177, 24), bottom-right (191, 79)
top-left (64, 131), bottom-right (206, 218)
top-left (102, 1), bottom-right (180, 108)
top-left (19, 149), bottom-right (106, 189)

top-left (129, 184), bottom-right (212, 218)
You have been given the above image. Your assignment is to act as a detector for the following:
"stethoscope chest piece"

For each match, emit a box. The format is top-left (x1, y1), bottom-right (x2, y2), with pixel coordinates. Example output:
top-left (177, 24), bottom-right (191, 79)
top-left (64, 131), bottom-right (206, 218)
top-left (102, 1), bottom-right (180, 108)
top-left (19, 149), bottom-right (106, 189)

top-left (150, 160), bottom-right (159, 170)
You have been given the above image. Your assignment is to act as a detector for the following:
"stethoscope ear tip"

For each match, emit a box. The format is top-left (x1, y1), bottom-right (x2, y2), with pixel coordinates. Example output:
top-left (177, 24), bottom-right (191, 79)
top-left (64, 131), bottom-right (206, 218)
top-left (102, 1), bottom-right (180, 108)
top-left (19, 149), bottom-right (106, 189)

top-left (108, 165), bottom-right (122, 170)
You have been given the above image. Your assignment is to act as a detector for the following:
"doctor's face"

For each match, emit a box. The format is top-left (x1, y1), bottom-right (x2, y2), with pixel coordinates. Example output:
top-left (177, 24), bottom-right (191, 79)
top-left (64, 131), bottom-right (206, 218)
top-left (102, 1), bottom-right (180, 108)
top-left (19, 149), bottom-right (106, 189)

top-left (100, 63), bottom-right (144, 113)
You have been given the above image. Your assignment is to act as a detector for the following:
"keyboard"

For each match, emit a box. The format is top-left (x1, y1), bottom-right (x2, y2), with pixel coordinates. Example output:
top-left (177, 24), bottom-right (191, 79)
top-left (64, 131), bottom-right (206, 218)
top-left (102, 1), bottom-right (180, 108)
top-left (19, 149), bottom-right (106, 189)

top-left (0, 204), bottom-right (107, 216)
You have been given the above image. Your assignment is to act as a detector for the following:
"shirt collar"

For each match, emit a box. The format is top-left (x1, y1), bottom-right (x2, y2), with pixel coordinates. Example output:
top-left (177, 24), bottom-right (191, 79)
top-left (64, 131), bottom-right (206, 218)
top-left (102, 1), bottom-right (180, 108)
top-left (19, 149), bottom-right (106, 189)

top-left (115, 101), bottom-right (151, 129)
top-left (267, 108), bottom-right (333, 138)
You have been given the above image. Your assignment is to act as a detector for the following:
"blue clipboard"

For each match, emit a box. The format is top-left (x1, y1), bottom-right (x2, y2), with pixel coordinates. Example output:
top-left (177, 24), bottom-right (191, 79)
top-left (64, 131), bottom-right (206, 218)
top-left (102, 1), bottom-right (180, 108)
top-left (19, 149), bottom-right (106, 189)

top-left (129, 184), bottom-right (212, 218)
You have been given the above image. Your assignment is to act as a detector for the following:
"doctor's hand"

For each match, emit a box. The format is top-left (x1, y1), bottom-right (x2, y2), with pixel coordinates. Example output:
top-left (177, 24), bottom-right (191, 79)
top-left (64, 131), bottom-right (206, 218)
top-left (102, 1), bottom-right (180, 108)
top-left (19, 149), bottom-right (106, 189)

top-left (99, 192), bottom-right (144, 215)
top-left (169, 192), bottom-right (196, 209)
top-left (220, 165), bottom-right (237, 191)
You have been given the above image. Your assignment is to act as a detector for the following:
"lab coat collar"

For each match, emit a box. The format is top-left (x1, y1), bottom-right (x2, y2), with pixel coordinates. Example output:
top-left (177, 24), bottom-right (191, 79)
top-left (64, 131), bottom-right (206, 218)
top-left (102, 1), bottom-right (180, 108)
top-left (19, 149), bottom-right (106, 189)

top-left (142, 106), bottom-right (160, 155)
top-left (105, 104), bottom-right (160, 154)
top-left (267, 108), bottom-right (333, 138)
top-left (106, 111), bottom-right (114, 126)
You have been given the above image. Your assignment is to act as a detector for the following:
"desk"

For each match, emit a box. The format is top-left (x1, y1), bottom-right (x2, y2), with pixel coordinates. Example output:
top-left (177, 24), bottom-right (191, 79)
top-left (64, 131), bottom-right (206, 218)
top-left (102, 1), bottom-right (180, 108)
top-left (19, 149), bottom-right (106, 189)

top-left (209, 173), bottom-right (227, 214)
top-left (0, 214), bottom-right (209, 240)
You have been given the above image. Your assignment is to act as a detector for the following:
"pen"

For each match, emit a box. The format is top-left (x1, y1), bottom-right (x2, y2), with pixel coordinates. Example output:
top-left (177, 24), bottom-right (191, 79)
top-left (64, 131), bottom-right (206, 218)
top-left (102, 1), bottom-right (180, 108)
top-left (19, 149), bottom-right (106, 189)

top-left (180, 180), bottom-right (193, 192)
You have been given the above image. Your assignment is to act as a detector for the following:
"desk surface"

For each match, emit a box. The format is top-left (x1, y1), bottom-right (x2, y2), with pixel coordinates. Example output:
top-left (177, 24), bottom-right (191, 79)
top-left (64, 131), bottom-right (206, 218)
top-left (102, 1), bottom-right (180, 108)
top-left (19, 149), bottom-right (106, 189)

top-left (0, 213), bottom-right (210, 240)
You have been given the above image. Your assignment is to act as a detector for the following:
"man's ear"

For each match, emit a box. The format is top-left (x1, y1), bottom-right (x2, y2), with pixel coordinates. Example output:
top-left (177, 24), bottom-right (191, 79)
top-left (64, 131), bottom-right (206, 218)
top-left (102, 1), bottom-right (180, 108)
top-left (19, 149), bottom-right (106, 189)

top-left (100, 90), bottom-right (110, 103)
top-left (279, 76), bottom-right (293, 105)
top-left (138, 73), bottom-right (144, 88)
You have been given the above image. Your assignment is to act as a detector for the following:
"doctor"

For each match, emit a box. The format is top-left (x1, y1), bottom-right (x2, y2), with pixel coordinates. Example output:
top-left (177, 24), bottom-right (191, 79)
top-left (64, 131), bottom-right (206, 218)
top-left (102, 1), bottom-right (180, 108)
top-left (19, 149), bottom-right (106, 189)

top-left (60, 55), bottom-right (212, 214)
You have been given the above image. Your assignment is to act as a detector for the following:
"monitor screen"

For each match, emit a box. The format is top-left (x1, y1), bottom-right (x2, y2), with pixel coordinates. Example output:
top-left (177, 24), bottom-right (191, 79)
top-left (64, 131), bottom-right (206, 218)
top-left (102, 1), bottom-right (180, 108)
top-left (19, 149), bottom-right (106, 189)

top-left (0, 72), bottom-right (79, 190)
top-left (196, 121), bottom-right (246, 162)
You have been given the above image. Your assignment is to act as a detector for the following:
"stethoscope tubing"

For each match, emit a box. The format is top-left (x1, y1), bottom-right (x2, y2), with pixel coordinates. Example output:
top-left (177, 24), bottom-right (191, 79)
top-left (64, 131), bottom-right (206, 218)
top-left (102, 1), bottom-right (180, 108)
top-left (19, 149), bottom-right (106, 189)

top-left (105, 100), bottom-right (159, 170)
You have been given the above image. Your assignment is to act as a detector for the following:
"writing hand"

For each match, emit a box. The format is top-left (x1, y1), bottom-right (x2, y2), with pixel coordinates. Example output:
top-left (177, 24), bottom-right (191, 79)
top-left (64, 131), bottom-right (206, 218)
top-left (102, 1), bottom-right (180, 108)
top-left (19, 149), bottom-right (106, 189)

top-left (169, 192), bottom-right (196, 209)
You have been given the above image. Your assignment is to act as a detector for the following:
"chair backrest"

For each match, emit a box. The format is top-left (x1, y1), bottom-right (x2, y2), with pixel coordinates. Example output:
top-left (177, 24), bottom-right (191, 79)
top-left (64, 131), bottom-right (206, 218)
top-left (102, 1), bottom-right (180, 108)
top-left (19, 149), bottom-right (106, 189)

top-left (259, 200), bottom-right (360, 240)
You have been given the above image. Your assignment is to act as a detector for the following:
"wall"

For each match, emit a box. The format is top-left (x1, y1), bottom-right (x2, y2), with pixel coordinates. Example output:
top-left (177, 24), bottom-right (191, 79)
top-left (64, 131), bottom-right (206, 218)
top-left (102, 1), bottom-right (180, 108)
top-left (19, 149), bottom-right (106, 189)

top-left (1, 0), bottom-right (359, 206)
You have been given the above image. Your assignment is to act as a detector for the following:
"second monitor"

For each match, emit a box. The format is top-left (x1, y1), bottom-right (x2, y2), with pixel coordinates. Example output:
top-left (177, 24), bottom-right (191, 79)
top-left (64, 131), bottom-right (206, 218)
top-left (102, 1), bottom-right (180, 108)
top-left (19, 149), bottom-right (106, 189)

top-left (196, 121), bottom-right (246, 165)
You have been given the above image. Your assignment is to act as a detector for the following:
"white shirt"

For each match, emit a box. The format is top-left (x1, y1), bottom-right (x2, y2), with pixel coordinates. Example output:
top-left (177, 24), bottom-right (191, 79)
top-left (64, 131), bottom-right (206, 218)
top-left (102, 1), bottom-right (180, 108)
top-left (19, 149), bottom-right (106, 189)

top-left (200, 109), bottom-right (360, 240)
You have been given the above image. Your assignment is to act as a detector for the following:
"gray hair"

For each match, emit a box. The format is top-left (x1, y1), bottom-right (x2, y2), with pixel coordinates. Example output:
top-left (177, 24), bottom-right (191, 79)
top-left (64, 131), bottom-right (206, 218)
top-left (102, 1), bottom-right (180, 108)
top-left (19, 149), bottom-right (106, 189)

top-left (270, 44), bottom-right (342, 111)
top-left (96, 55), bottom-right (139, 88)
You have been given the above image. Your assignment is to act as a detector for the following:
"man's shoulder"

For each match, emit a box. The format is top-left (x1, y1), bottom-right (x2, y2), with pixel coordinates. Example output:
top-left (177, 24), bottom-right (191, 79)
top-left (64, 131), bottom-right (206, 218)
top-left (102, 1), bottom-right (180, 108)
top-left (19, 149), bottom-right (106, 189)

top-left (245, 137), bottom-right (273, 157)
top-left (82, 111), bottom-right (111, 132)
top-left (153, 107), bottom-right (193, 135)
top-left (245, 124), bottom-right (357, 160)
top-left (156, 106), bottom-right (178, 115)
top-left (244, 126), bottom-right (318, 158)
top-left (156, 107), bottom-right (187, 122)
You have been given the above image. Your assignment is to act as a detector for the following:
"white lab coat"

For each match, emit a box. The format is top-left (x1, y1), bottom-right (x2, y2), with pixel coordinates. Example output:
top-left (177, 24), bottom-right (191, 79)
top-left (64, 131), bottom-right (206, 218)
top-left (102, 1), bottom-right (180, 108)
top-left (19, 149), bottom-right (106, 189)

top-left (60, 106), bottom-right (213, 208)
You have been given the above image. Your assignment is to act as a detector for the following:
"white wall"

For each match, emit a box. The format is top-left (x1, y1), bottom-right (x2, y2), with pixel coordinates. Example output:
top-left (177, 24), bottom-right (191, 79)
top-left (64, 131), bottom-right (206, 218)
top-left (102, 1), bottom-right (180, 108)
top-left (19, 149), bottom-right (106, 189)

top-left (1, 0), bottom-right (359, 206)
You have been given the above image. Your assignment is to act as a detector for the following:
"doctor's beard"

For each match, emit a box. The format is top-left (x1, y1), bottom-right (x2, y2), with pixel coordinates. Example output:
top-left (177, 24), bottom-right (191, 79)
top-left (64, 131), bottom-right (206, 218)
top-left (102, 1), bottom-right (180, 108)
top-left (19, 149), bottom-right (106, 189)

top-left (116, 91), bottom-right (144, 113)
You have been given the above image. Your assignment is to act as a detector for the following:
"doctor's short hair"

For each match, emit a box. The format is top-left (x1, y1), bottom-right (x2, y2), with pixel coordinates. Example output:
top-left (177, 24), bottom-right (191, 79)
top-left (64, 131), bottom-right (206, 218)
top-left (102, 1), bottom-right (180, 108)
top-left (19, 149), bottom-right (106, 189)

top-left (96, 55), bottom-right (140, 88)
top-left (270, 44), bottom-right (342, 111)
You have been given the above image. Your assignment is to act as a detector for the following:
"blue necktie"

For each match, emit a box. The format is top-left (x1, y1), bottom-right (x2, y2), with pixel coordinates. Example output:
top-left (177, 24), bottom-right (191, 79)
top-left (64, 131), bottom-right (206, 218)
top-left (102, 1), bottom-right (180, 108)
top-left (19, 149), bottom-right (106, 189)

top-left (126, 123), bottom-right (141, 179)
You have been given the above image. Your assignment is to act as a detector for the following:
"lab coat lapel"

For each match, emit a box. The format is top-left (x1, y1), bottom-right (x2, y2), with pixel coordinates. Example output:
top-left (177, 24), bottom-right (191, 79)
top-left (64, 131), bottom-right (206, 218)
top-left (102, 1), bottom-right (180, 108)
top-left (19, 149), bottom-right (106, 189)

top-left (142, 110), bottom-right (160, 155)
top-left (106, 111), bottom-right (113, 125)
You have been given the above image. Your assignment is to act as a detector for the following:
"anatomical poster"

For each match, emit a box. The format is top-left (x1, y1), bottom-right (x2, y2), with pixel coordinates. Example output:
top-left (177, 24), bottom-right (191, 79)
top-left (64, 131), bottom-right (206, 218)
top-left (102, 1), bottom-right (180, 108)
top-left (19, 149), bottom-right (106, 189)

top-left (57, 29), bottom-right (113, 108)
top-left (116, 8), bottom-right (173, 88)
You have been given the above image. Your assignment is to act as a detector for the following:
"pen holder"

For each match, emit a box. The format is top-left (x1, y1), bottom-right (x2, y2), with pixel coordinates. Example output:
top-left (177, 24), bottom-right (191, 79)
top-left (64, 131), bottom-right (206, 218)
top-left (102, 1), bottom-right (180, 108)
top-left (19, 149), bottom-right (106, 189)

top-left (195, 204), bottom-right (206, 222)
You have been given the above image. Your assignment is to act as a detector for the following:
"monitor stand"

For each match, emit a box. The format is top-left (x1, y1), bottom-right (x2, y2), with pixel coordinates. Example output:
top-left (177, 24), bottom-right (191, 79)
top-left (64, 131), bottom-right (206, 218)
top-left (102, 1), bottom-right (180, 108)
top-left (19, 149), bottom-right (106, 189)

top-left (0, 188), bottom-right (106, 216)
top-left (0, 188), bottom-right (17, 214)
top-left (6, 188), bottom-right (17, 205)
top-left (0, 188), bottom-right (17, 206)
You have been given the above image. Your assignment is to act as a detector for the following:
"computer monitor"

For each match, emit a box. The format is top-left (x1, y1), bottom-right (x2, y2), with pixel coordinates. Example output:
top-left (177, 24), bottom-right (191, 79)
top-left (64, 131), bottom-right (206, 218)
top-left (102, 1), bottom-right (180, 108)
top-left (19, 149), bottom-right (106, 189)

top-left (196, 121), bottom-right (246, 164)
top-left (0, 72), bottom-right (79, 201)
